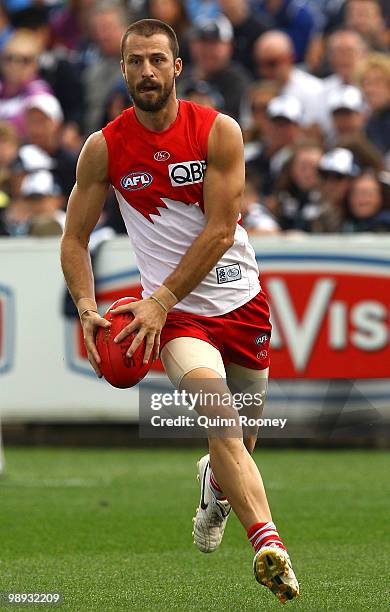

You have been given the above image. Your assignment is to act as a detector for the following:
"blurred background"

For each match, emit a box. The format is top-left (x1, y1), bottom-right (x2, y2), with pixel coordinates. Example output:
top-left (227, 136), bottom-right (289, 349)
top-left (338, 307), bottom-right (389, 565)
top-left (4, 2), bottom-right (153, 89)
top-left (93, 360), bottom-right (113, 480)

top-left (0, 0), bottom-right (389, 453)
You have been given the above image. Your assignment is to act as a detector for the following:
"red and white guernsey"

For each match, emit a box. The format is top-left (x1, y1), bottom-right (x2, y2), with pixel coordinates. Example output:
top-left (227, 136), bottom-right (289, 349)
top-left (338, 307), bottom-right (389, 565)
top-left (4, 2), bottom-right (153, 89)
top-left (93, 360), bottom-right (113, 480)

top-left (102, 100), bottom-right (260, 316)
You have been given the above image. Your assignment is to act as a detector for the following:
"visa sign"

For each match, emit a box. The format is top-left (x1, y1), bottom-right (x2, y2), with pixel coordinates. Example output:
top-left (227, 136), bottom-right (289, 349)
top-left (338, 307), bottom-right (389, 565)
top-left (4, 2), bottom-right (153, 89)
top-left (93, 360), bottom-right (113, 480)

top-left (262, 272), bottom-right (390, 379)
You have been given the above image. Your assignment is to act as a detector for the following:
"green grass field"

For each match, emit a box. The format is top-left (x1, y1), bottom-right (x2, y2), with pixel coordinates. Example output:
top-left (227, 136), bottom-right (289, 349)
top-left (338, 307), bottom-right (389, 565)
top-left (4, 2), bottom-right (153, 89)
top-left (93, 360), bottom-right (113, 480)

top-left (0, 448), bottom-right (389, 611)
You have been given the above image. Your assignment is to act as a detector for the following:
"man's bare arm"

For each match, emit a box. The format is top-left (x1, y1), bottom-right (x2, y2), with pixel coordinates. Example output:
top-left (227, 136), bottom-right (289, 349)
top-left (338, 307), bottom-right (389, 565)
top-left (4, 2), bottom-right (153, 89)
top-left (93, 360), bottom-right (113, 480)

top-left (164, 113), bottom-right (244, 300)
top-left (61, 131), bottom-right (109, 309)
top-left (60, 131), bottom-right (111, 375)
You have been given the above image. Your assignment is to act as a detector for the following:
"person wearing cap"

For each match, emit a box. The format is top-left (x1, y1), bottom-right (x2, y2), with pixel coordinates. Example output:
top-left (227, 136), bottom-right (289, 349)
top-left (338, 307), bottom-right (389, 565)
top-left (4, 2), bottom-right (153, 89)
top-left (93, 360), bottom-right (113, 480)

top-left (177, 15), bottom-right (251, 121)
top-left (23, 92), bottom-right (77, 198)
top-left (328, 85), bottom-right (366, 142)
top-left (182, 78), bottom-right (224, 109)
top-left (326, 83), bottom-right (385, 167)
top-left (246, 94), bottom-right (304, 197)
top-left (321, 29), bottom-right (368, 127)
top-left (242, 80), bottom-right (280, 151)
top-left (20, 169), bottom-right (65, 236)
top-left (311, 147), bottom-right (358, 232)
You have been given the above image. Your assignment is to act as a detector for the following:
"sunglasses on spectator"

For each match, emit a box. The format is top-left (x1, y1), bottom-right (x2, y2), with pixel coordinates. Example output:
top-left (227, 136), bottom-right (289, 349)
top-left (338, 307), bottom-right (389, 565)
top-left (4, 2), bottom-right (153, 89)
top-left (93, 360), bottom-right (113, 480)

top-left (2, 54), bottom-right (36, 65)
top-left (257, 58), bottom-right (284, 69)
top-left (320, 171), bottom-right (348, 180)
top-left (251, 103), bottom-right (269, 113)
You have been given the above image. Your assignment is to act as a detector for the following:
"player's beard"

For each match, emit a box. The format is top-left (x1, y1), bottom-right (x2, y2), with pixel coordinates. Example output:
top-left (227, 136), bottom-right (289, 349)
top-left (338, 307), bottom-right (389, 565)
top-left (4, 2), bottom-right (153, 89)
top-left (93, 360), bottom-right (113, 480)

top-left (127, 76), bottom-right (175, 112)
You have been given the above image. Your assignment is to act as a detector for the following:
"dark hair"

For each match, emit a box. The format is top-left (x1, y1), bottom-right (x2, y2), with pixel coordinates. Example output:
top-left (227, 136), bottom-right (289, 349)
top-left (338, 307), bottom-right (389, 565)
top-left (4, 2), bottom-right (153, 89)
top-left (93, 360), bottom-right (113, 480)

top-left (121, 18), bottom-right (179, 61)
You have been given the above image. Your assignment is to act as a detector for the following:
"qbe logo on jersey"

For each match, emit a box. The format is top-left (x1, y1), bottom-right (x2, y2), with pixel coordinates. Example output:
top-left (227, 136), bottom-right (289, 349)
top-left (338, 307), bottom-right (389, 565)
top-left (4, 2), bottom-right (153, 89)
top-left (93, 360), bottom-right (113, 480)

top-left (260, 254), bottom-right (390, 379)
top-left (0, 284), bottom-right (15, 375)
top-left (169, 160), bottom-right (206, 187)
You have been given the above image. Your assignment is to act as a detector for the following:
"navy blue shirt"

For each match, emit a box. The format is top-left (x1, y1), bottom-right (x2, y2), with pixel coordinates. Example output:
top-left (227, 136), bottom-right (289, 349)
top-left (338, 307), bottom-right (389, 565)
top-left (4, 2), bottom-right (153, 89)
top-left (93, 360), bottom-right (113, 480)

top-left (254, 0), bottom-right (319, 62)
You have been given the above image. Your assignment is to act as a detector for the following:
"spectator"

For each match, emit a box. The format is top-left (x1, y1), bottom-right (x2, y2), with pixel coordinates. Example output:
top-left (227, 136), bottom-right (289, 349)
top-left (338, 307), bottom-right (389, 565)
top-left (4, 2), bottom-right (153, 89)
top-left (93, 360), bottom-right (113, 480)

top-left (218, 0), bottom-right (269, 78)
top-left (358, 53), bottom-right (390, 167)
top-left (83, 0), bottom-right (128, 135)
top-left (246, 94), bottom-right (304, 196)
top-left (243, 80), bottom-right (279, 151)
top-left (101, 78), bottom-right (131, 127)
top-left (242, 171), bottom-right (280, 235)
top-left (1, 193), bottom-right (30, 235)
top-left (342, 169), bottom-right (390, 231)
top-left (345, 0), bottom-right (388, 52)
top-left (0, 29), bottom-right (51, 136)
top-left (326, 84), bottom-right (385, 169)
top-left (253, 31), bottom-right (325, 126)
top-left (323, 30), bottom-right (367, 91)
top-left (181, 78), bottom-right (224, 109)
top-left (304, 0), bottom-right (347, 74)
top-left (21, 169), bottom-right (65, 236)
top-left (327, 85), bottom-right (366, 143)
top-left (23, 9), bottom-right (86, 131)
top-left (178, 15), bottom-right (250, 121)
top-left (10, 142), bottom-right (53, 198)
top-left (273, 141), bottom-right (324, 231)
top-left (23, 93), bottom-right (77, 198)
top-left (255, 0), bottom-right (320, 63)
top-left (0, 119), bottom-right (18, 195)
top-left (320, 29), bottom-right (368, 133)
top-left (312, 147), bottom-right (359, 232)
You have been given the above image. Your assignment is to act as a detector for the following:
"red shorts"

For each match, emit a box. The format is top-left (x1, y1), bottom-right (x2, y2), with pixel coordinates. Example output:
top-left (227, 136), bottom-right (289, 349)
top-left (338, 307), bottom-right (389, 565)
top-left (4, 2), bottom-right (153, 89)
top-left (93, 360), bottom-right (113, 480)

top-left (160, 290), bottom-right (272, 370)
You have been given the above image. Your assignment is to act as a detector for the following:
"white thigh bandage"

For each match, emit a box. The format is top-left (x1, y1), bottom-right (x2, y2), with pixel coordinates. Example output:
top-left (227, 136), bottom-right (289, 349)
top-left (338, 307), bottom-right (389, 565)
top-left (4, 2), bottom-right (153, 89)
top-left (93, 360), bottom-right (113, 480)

top-left (161, 337), bottom-right (226, 389)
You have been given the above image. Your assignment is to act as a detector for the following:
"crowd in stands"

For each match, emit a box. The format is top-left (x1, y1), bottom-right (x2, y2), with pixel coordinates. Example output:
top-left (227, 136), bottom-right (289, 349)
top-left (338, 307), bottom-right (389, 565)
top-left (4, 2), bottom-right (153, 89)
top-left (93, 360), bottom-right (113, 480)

top-left (0, 0), bottom-right (389, 238)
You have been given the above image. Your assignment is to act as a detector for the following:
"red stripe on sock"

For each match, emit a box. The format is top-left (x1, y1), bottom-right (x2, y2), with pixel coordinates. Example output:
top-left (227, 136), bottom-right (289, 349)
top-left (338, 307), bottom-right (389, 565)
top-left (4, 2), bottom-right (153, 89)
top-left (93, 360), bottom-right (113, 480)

top-left (248, 522), bottom-right (286, 553)
top-left (254, 534), bottom-right (286, 551)
top-left (247, 522), bottom-right (268, 540)
top-left (209, 472), bottom-right (223, 492)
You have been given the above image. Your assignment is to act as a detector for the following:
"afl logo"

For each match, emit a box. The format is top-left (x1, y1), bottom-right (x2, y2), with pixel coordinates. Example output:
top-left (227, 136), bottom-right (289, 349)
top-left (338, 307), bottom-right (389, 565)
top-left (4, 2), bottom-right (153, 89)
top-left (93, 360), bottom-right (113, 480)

top-left (255, 334), bottom-right (268, 345)
top-left (120, 171), bottom-right (153, 190)
top-left (154, 151), bottom-right (170, 161)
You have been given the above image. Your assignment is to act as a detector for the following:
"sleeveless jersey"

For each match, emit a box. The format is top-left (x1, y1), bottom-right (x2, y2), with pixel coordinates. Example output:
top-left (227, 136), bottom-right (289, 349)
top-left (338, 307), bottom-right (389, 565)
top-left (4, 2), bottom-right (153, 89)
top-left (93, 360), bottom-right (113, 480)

top-left (102, 100), bottom-right (260, 316)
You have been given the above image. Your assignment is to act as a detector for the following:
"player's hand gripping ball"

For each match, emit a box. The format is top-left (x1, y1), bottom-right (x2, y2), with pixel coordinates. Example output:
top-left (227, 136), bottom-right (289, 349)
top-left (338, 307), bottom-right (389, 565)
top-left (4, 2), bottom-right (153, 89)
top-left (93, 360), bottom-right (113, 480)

top-left (96, 297), bottom-right (151, 388)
